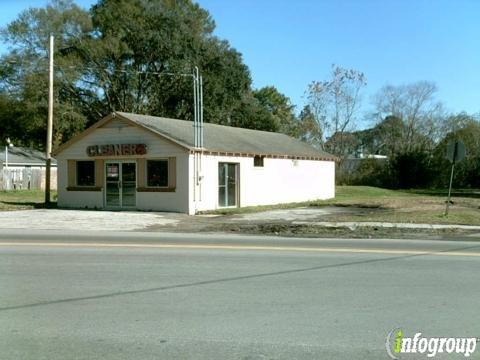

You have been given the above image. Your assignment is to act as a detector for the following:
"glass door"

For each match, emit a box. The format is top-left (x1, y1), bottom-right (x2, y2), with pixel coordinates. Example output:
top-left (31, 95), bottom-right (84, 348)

top-left (218, 163), bottom-right (238, 207)
top-left (106, 162), bottom-right (120, 207)
top-left (121, 162), bottom-right (136, 207)
top-left (105, 162), bottom-right (136, 208)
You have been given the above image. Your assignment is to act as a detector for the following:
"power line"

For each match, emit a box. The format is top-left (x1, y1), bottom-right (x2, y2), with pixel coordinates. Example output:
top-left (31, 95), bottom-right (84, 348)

top-left (5, 59), bottom-right (196, 79)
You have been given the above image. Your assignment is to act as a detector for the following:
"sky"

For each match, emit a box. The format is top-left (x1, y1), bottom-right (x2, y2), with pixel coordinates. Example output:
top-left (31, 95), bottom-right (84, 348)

top-left (1, 0), bottom-right (479, 126)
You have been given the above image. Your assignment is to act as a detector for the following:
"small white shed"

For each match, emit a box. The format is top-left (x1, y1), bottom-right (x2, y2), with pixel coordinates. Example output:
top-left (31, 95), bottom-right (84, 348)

top-left (53, 112), bottom-right (336, 214)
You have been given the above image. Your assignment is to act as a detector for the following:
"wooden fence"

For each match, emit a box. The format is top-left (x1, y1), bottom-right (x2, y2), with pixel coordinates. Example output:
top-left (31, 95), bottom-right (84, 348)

top-left (0, 168), bottom-right (57, 191)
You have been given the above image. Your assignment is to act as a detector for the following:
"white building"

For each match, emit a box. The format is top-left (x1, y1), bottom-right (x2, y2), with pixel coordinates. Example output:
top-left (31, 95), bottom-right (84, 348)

top-left (54, 112), bottom-right (335, 214)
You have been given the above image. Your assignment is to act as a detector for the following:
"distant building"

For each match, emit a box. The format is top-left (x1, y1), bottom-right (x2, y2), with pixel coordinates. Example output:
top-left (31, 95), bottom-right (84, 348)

top-left (54, 112), bottom-right (336, 214)
top-left (0, 147), bottom-right (57, 190)
top-left (0, 147), bottom-right (57, 170)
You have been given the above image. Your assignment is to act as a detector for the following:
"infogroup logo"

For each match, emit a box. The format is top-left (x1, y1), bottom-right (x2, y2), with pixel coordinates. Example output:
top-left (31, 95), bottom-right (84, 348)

top-left (385, 328), bottom-right (478, 359)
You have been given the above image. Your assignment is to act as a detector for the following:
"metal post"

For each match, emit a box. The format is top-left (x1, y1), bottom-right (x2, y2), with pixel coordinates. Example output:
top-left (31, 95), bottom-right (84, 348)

top-left (197, 67), bottom-right (200, 148)
top-left (45, 34), bottom-right (54, 205)
top-left (192, 68), bottom-right (197, 203)
top-left (199, 75), bottom-right (204, 147)
top-left (192, 66), bottom-right (203, 209)
top-left (445, 141), bottom-right (458, 216)
top-left (193, 68), bottom-right (198, 148)
top-left (445, 162), bottom-right (455, 216)
top-left (4, 145), bottom-right (8, 169)
top-left (198, 74), bottom-right (203, 201)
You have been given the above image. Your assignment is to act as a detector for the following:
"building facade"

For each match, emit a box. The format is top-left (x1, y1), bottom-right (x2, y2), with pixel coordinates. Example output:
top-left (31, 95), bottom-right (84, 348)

top-left (54, 112), bottom-right (335, 214)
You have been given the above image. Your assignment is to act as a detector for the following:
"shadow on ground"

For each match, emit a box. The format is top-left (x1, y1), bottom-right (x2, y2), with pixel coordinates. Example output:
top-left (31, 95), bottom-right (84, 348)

top-left (0, 201), bottom-right (57, 209)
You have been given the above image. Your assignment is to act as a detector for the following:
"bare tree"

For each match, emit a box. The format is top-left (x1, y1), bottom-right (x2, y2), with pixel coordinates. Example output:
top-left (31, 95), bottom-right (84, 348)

top-left (305, 65), bottom-right (366, 155)
top-left (372, 81), bottom-right (445, 151)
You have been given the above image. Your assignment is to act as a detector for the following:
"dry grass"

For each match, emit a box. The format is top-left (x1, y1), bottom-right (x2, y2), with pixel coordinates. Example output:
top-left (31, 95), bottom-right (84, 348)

top-left (312, 186), bottom-right (480, 225)
top-left (0, 190), bottom-right (57, 211)
top-left (207, 186), bottom-right (480, 225)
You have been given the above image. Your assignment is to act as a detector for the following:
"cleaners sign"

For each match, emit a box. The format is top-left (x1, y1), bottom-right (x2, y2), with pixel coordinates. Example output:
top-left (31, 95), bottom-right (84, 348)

top-left (86, 144), bottom-right (147, 157)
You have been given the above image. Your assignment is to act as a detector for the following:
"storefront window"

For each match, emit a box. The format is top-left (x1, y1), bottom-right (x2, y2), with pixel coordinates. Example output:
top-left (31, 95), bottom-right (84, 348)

top-left (76, 161), bottom-right (95, 186)
top-left (147, 160), bottom-right (168, 187)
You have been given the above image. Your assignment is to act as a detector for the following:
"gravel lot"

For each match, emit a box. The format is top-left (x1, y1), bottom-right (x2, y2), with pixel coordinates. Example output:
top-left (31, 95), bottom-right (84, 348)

top-left (0, 209), bottom-right (181, 231)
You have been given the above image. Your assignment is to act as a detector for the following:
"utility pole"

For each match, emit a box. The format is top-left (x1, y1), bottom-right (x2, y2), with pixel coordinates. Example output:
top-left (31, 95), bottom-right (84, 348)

top-left (45, 34), bottom-right (54, 205)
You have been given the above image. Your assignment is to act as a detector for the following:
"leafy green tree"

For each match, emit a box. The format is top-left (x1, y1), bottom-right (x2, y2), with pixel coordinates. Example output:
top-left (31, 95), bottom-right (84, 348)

top-left (252, 86), bottom-right (298, 136)
top-left (0, 93), bottom-right (23, 145)
top-left (370, 116), bottom-right (405, 156)
top-left (1, 0), bottom-right (290, 148)
top-left (297, 105), bottom-right (322, 148)
top-left (76, 0), bottom-right (254, 126)
top-left (0, 0), bottom-right (91, 148)
top-left (433, 114), bottom-right (480, 188)
top-left (229, 93), bottom-right (278, 132)
top-left (388, 150), bottom-right (436, 189)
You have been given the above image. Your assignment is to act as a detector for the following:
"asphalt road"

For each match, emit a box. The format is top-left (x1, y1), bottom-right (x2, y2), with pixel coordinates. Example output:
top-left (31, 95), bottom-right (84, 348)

top-left (1, 230), bottom-right (479, 359)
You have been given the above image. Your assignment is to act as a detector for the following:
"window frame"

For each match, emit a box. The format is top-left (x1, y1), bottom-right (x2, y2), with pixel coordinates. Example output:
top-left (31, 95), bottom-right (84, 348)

top-left (76, 160), bottom-right (95, 187)
top-left (146, 158), bottom-right (170, 188)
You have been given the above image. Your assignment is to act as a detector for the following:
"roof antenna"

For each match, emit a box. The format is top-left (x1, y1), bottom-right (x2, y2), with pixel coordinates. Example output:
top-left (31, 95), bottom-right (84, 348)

top-left (193, 66), bottom-right (204, 148)
top-left (193, 66), bottom-right (204, 210)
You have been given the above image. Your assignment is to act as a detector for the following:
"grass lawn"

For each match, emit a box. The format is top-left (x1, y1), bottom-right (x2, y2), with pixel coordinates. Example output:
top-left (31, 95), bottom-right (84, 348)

top-left (312, 186), bottom-right (480, 225)
top-left (207, 186), bottom-right (480, 225)
top-left (0, 190), bottom-right (57, 211)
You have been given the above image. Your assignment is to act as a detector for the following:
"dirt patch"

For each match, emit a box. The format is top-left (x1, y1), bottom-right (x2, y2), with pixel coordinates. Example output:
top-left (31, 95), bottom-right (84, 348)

top-left (200, 222), bottom-right (477, 240)
top-left (329, 203), bottom-right (384, 209)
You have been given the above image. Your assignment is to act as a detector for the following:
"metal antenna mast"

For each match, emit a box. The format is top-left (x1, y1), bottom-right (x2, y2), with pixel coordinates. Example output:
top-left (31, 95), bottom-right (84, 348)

top-left (192, 66), bottom-right (204, 148)
top-left (192, 66), bottom-right (204, 208)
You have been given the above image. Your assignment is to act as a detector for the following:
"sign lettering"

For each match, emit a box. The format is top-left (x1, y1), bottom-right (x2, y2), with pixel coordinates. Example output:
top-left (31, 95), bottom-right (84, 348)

top-left (86, 144), bottom-right (147, 157)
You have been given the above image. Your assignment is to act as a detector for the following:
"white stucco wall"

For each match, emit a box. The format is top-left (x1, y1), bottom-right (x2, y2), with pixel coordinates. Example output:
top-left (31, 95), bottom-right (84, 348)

top-left (56, 124), bottom-right (190, 213)
top-left (190, 155), bottom-right (335, 213)
top-left (136, 151), bottom-right (189, 213)
top-left (56, 118), bottom-right (335, 214)
top-left (56, 158), bottom-right (103, 208)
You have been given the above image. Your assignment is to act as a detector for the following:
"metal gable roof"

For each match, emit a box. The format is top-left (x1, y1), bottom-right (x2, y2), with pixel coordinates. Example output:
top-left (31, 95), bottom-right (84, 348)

top-left (115, 112), bottom-right (335, 160)
top-left (0, 147), bottom-right (56, 166)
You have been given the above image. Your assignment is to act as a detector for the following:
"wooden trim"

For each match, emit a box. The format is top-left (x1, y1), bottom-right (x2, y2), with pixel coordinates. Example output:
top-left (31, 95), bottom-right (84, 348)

top-left (168, 157), bottom-right (176, 188)
top-left (67, 160), bottom-right (76, 187)
top-left (95, 159), bottom-right (104, 188)
top-left (137, 158), bottom-right (146, 188)
top-left (196, 150), bottom-right (337, 162)
top-left (137, 187), bottom-right (176, 192)
top-left (235, 163), bottom-right (240, 207)
top-left (66, 186), bottom-right (102, 192)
